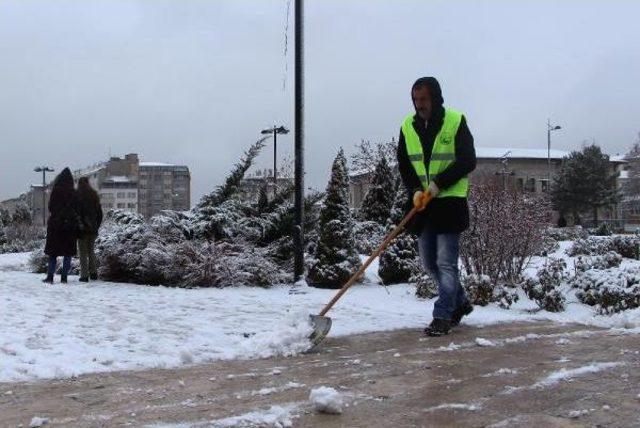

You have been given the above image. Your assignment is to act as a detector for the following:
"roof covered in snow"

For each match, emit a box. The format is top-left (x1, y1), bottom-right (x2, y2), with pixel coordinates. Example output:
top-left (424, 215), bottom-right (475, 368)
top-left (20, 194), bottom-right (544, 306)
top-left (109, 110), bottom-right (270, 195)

top-left (140, 162), bottom-right (176, 167)
top-left (475, 147), bottom-right (570, 160)
top-left (104, 175), bottom-right (134, 183)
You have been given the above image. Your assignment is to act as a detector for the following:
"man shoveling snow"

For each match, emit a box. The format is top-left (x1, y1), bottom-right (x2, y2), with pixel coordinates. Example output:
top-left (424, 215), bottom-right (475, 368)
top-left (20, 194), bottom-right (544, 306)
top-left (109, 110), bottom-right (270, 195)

top-left (397, 76), bottom-right (477, 337)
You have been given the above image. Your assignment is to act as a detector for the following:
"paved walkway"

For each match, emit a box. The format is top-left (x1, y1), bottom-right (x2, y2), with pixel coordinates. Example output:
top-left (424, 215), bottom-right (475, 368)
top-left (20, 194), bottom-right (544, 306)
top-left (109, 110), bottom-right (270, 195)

top-left (1, 322), bottom-right (639, 427)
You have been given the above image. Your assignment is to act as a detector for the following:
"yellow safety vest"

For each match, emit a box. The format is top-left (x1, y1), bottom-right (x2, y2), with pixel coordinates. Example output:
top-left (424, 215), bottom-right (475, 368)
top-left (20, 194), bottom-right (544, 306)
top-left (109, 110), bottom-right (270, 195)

top-left (401, 108), bottom-right (468, 198)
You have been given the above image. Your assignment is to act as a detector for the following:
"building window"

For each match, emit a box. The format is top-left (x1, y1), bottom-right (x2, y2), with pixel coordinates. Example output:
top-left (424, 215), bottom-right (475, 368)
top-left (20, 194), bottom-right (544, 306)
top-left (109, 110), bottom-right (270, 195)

top-left (117, 203), bottom-right (125, 209)
top-left (516, 178), bottom-right (525, 191)
top-left (128, 192), bottom-right (136, 198)
top-left (525, 178), bottom-right (536, 192)
top-left (127, 203), bottom-right (136, 209)
top-left (540, 179), bottom-right (550, 193)
top-left (117, 192), bottom-right (125, 198)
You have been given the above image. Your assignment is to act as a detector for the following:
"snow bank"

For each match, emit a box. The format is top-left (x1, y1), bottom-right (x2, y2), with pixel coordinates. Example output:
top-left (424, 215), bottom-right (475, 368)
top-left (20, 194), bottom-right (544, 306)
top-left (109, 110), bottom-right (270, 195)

top-left (309, 386), bottom-right (343, 414)
top-left (1, 251), bottom-right (640, 383)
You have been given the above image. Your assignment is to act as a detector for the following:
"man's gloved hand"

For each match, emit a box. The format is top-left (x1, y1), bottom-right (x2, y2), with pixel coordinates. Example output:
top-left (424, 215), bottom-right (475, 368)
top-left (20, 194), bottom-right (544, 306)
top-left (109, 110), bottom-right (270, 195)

top-left (428, 181), bottom-right (439, 198)
top-left (413, 190), bottom-right (429, 211)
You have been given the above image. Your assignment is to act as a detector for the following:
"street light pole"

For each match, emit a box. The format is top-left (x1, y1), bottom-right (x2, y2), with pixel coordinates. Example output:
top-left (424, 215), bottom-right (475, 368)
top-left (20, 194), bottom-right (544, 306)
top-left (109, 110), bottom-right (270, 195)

top-left (293, 0), bottom-right (305, 281)
top-left (34, 166), bottom-right (54, 226)
top-left (547, 119), bottom-right (562, 183)
top-left (260, 125), bottom-right (290, 189)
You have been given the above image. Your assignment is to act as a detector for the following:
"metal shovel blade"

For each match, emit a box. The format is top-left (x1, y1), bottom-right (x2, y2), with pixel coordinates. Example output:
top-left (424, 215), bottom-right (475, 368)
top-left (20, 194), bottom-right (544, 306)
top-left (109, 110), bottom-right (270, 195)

top-left (309, 314), bottom-right (332, 347)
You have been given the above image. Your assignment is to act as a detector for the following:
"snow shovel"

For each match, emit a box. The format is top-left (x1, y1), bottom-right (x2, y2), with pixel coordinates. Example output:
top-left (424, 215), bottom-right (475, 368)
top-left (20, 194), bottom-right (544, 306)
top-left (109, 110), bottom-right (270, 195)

top-left (309, 193), bottom-right (433, 347)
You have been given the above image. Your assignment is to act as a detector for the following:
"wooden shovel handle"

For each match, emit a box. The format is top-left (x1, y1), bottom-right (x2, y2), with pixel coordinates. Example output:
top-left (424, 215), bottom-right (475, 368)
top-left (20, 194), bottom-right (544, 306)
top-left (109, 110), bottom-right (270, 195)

top-left (318, 192), bottom-right (432, 316)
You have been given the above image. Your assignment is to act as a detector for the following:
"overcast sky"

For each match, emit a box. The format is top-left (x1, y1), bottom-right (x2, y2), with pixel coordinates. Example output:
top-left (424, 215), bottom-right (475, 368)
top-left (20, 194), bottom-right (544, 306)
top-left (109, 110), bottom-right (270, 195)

top-left (1, 0), bottom-right (639, 203)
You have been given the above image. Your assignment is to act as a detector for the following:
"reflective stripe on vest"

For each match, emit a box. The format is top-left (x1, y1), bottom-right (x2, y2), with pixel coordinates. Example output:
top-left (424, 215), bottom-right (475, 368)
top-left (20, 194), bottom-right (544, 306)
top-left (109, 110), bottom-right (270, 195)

top-left (401, 108), bottom-right (469, 198)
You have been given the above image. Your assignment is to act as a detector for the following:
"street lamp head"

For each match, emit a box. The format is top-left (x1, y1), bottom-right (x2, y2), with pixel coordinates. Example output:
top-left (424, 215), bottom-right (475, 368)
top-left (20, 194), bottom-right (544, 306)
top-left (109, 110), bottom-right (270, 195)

top-left (553, 125), bottom-right (562, 130)
top-left (275, 126), bottom-right (290, 135)
top-left (34, 167), bottom-right (42, 172)
top-left (260, 129), bottom-right (272, 135)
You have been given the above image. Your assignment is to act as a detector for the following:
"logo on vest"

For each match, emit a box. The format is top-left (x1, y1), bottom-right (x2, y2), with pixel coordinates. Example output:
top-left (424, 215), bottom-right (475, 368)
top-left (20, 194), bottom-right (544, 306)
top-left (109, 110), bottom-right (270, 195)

top-left (441, 135), bottom-right (453, 145)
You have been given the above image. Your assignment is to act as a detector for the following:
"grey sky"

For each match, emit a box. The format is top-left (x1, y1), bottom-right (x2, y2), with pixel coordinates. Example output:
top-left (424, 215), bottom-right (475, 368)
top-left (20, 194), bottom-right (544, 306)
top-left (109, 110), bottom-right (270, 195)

top-left (1, 0), bottom-right (639, 203)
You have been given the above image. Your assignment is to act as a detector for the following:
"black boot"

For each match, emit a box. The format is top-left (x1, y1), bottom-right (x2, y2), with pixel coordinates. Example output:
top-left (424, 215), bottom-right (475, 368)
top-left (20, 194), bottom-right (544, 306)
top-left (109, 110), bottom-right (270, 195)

top-left (424, 318), bottom-right (451, 337)
top-left (451, 302), bottom-right (474, 327)
top-left (42, 275), bottom-right (54, 284)
top-left (79, 277), bottom-right (89, 283)
top-left (89, 273), bottom-right (98, 280)
top-left (61, 274), bottom-right (68, 284)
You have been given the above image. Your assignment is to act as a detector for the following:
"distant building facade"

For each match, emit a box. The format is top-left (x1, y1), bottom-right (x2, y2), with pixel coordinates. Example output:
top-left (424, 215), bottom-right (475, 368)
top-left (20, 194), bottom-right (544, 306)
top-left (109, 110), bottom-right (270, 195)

top-left (138, 162), bottom-right (191, 218)
top-left (73, 153), bottom-right (191, 218)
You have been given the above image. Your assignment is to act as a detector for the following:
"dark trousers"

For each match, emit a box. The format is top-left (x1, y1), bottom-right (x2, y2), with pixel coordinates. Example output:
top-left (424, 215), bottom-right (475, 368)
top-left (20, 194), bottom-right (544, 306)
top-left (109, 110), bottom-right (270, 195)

top-left (78, 234), bottom-right (98, 278)
top-left (417, 227), bottom-right (469, 320)
top-left (47, 256), bottom-right (71, 278)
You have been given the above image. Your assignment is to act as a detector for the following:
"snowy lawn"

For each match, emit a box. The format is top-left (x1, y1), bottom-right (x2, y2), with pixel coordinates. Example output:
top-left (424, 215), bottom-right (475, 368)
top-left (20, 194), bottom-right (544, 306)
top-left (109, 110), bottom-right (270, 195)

top-left (1, 248), bottom-right (639, 383)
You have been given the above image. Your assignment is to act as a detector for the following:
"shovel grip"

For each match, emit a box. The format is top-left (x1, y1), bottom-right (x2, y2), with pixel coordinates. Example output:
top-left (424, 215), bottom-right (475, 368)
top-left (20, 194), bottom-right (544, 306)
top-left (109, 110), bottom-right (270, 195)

top-left (318, 195), bottom-right (430, 316)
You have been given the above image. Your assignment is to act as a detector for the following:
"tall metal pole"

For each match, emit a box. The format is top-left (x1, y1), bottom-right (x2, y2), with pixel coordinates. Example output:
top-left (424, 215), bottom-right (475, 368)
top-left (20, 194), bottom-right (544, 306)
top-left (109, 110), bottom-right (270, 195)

top-left (547, 119), bottom-right (551, 182)
top-left (293, 0), bottom-right (305, 281)
top-left (273, 126), bottom-right (278, 187)
top-left (41, 169), bottom-right (46, 226)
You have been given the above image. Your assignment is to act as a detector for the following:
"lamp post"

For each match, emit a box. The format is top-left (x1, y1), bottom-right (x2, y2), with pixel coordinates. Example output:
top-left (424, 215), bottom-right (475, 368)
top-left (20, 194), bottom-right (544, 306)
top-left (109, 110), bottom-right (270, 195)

top-left (34, 166), bottom-right (54, 226)
top-left (547, 119), bottom-right (562, 182)
top-left (260, 125), bottom-right (290, 189)
top-left (293, 0), bottom-right (305, 281)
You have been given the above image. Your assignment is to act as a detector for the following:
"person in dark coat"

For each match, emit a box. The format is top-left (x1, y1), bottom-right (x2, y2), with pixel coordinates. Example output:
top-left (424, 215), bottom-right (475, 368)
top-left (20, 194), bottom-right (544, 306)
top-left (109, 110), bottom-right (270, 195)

top-left (43, 167), bottom-right (78, 284)
top-left (76, 177), bottom-right (103, 282)
top-left (397, 77), bottom-right (477, 336)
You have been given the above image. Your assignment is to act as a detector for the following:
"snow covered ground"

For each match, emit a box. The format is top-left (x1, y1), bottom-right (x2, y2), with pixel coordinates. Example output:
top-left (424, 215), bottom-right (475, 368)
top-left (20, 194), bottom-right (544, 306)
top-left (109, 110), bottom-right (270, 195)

top-left (1, 248), bottom-right (639, 383)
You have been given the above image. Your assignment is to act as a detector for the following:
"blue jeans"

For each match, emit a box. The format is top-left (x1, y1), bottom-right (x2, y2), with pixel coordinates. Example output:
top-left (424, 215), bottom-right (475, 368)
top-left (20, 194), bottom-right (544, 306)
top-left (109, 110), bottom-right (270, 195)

top-left (47, 256), bottom-right (71, 277)
top-left (417, 228), bottom-right (469, 320)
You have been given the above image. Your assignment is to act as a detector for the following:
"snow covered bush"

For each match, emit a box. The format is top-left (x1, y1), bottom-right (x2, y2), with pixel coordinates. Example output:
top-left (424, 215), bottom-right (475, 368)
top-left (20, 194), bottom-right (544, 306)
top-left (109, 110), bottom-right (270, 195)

top-left (378, 181), bottom-right (420, 285)
top-left (568, 236), bottom-right (640, 259)
top-left (571, 267), bottom-right (640, 314)
top-left (546, 226), bottom-right (588, 242)
top-left (413, 272), bottom-right (438, 299)
top-left (523, 258), bottom-right (567, 312)
top-left (461, 182), bottom-right (551, 285)
top-left (462, 274), bottom-right (518, 309)
top-left (592, 222), bottom-right (613, 236)
top-left (574, 251), bottom-right (622, 272)
top-left (0, 207), bottom-right (45, 254)
top-left (91, 139), bottom-right (322, 288)
top-left (307, 149), bottom-right (362, 288)
top-left (352, 220), bottom-right (385, 255)
top-left (534, 234), bottom-right (560, 256)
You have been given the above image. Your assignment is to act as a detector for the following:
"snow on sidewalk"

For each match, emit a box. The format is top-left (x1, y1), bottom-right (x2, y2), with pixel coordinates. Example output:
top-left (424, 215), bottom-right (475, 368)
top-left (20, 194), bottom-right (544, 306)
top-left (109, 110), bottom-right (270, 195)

top-left (1, 252), bottom-right (639, 383)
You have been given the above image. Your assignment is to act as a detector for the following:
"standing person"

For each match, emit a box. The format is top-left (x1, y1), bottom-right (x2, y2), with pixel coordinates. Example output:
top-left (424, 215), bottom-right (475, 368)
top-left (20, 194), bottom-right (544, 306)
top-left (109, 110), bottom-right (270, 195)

top-left (43, 167), bottom-right (78, 284)
top-left (397, 77), bottom-right (477, 336)
top-left (76, 177), bottom-right (103, 282)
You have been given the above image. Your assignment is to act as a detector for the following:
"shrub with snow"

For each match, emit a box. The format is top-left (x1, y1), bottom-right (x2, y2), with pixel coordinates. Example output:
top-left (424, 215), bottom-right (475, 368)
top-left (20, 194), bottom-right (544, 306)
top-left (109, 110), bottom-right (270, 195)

top-left (570, 267), bottom-right (640, 314)
top-left (413, 272), bottom-right (438, 299)
top-left (461, 182), bottom-right (550, 287)
top-left (462, 274), bottom-right (518, 309)
top-left (574, 251), bottom-right (622, 272)
top-left (568, 236), bottom-right (640, 259)
top-left (378, 180), bottom-right (420, 285)
top-left (307, 149), bottom-right (362, 288)
top-left (523, 258), bottom-right (567, 312)
top-left (309, 386), bottom-right (343, 415)
top-left (546, 226), bottom-right (588, 242)
top-left (352, 220), bottom-right (385, 255)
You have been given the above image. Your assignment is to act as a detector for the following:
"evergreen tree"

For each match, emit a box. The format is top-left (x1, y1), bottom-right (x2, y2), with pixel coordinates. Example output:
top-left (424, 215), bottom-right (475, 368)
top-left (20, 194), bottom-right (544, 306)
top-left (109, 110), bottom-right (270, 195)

top-left (307, 149), bottom-right (362, 288)
top-left (11, 204), bottom-right (31, 225)
top-left (378, 179), bottom-right (420, 285)
top-left (551, 144), bottom-right (621, 224)
top-left (0, 208), bottom-right (10, 227)
top-left (197, 137), bottom-right (267, 209)
top-left (623, 133), bottom-right (640, 196)
top-left (359, 155), bottom-right (395, 224)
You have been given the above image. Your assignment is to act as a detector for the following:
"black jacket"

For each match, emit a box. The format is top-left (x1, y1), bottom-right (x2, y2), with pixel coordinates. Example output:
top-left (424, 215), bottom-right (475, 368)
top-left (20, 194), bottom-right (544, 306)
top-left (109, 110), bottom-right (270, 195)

top-left (45, 168), bottom-right (79, 257)
top-left (397, 78), bottom-right (476, 234)
top-left (76, 187), bottom-right (103, 236)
